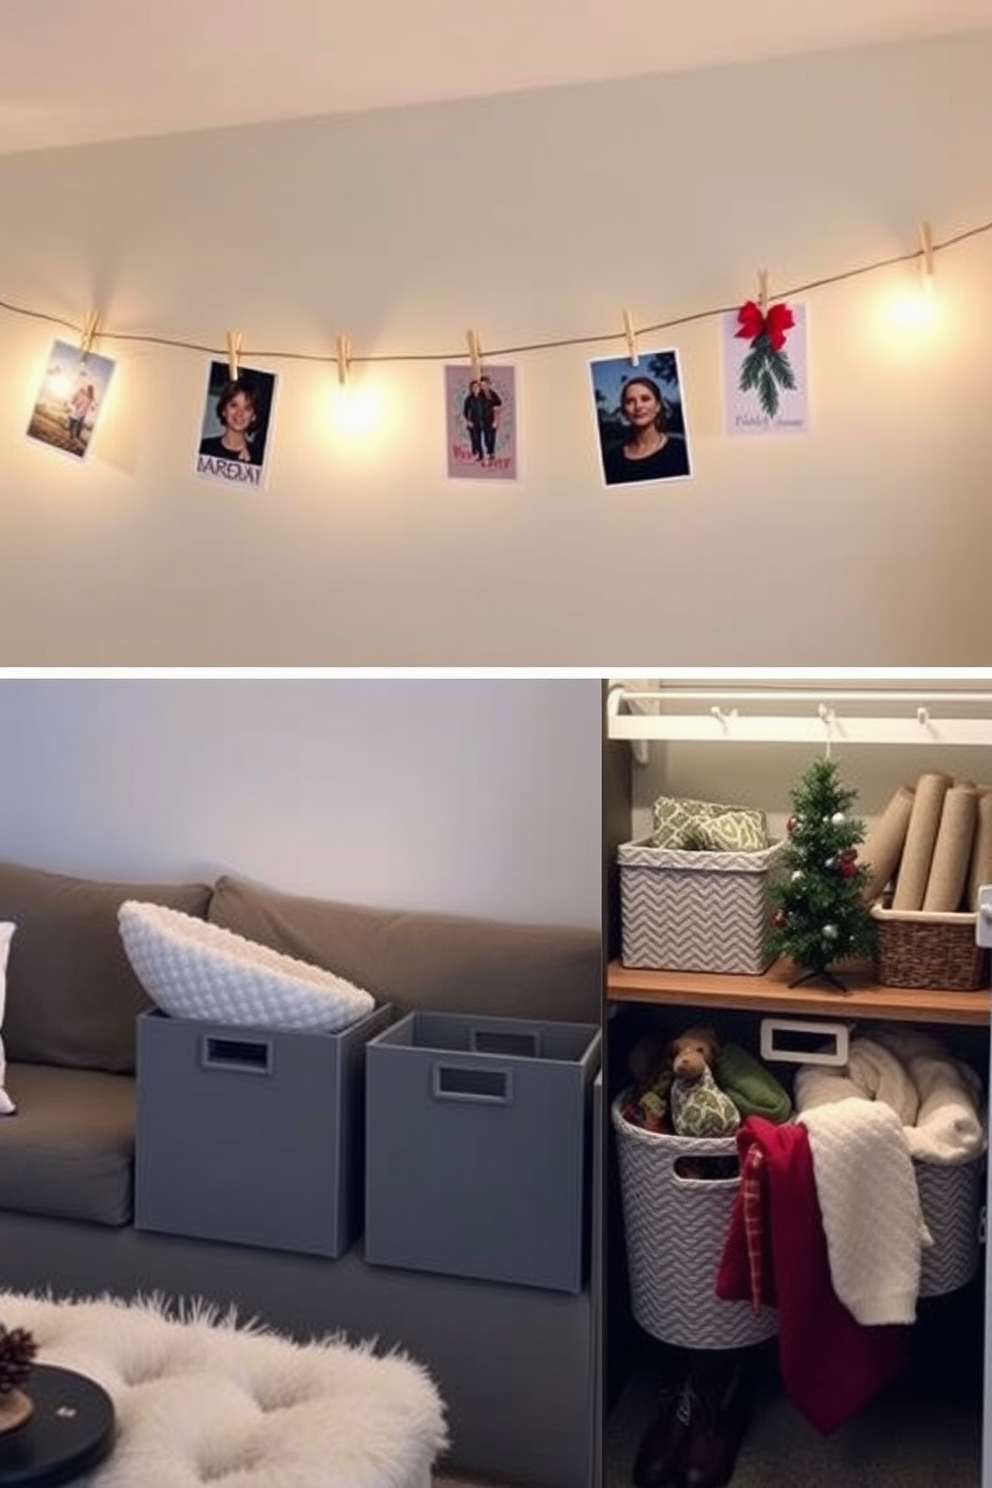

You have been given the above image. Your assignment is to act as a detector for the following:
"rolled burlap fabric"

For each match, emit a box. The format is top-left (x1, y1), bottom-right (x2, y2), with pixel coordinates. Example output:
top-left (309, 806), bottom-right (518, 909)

top-left (860, 785), bottom-right (915, 903)
top-left (922, 786), bottom-right (979, 912)
top-left (891, 773), bottom-right (954, 911)
top-left (966, 790), bottom-right (992, 911)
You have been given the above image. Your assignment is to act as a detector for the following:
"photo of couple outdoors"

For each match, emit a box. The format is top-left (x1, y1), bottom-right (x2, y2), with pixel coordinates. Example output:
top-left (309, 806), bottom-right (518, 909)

top-left (444, 364), bottom-right (517, 481)
top-left (591, 348), bottom-right (692, 486)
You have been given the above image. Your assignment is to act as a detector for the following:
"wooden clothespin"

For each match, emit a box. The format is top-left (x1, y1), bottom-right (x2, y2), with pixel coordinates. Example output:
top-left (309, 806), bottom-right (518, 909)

top-left (918, 221), bottom-right (935, 296)
top-left (335, 333), bottom-right (352, 388)
top-left (757, 269), bottom-right (769, 316)
top-left (622, 310), bottom-right (639, 367)
top-left (466, 329), bottom-right (483, 380)
top-left (226, 329), bottom-right (244, 382)
top-left (79, 310), bottom-right (101, 363)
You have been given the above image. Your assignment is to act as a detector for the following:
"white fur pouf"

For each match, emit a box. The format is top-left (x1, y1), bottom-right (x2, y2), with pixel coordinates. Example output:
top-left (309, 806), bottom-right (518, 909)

top-left (0, 1289), bottom-right (448, 1488)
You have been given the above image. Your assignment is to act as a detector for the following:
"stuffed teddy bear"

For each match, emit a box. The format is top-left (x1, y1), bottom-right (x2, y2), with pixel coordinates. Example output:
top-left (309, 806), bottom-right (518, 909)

top-left (668, 1027), bottom-right (740, 1138)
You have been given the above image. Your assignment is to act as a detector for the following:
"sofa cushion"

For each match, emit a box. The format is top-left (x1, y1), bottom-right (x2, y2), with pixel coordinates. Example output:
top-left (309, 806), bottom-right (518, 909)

top-left (207, 875), bottom-right (602, 1024)
top-left (0, 860), bottom-right (212, 1072)
top-left (0, 1063), bottom-right (135, 1225)
top-left (118, 899), bottom-right (377, 1032)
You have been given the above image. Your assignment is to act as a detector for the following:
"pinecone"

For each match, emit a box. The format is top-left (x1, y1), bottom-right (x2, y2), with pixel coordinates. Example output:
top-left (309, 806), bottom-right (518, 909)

top-left (0, 1327), bottom-right (37, 1396)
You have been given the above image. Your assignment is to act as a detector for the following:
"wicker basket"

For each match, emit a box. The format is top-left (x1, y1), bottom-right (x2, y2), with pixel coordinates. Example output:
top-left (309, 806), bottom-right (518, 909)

top-left (871, 904), bottom-right (988, 991)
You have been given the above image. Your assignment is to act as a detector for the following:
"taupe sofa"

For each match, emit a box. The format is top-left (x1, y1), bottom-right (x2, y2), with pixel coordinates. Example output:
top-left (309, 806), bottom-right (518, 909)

top-left (0, 859), bottom-right (603, 1488)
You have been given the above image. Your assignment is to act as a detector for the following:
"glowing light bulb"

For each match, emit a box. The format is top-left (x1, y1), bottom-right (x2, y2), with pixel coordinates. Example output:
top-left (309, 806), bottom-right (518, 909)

top-left (889, 288), bottom-right (937, 331)
top-left (329, 381), bottom-right (381, 438)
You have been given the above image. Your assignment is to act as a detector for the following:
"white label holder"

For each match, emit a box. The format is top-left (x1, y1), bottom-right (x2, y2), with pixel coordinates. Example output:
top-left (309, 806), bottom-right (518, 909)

top-left (760, 1017), bottom-right (850, 1066)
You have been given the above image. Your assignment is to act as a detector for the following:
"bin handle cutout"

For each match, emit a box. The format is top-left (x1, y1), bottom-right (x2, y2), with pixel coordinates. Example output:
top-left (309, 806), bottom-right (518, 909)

top-left (202, 1035), bottom-right (273, 1074)
top-left (468, 1028), bottom-right (540, 1059)
top-left (760, 1018), bottom-right (850, 1066)
top-left (432, 1063), bottom-right (513, 1104)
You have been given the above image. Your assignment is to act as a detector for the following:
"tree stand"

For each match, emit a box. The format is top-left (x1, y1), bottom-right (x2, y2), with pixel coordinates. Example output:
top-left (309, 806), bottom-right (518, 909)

top-left (787, 965), bottom-right (852, 995)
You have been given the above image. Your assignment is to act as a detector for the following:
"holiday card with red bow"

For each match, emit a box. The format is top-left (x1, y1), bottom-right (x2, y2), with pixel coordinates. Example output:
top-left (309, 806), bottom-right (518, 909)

top-left (722, 299), bottom-right (808, 436)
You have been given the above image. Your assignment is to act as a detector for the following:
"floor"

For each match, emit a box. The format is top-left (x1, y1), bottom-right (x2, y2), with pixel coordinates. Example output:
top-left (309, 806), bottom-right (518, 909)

top-left (606, 1318), bottom-right (985, 1488)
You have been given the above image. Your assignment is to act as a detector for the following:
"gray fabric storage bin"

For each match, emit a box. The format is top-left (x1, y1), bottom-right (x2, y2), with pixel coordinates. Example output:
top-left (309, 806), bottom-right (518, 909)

top-left (364, 1011), bottom-right (602, 1292)
top-left (135, 1003), bottom-right (392, 1257)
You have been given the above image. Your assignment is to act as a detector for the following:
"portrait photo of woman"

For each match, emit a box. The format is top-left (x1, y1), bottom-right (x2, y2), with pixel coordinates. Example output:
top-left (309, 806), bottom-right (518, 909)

top-left (589, 349), bottom-right (693, 487)
top-left (196, 360), bottom-right (277, 486)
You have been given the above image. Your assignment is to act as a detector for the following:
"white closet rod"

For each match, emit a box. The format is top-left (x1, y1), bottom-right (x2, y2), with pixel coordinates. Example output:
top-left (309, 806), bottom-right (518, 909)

top-left (614, 689), bottom-right (992, 705)
top-left (607, 686), bottom-right (992, 747)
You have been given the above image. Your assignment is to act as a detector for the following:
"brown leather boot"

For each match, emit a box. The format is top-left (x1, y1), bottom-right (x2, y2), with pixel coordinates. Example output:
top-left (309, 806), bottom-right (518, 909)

top-left (632, 1374), bottom-right (694, 1488)
top-left (675, 1360), bottom-right (752, 1488)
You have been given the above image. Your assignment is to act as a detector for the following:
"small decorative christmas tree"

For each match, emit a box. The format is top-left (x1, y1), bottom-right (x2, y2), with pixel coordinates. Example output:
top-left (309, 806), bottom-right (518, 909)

top-left (768, 756), bottom-right (877, 992)
top-left (0, 1324), bottom-right (38, 1434)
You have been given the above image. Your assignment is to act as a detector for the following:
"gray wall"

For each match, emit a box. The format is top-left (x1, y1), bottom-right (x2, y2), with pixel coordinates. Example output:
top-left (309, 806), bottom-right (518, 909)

top-left (0, 677), bottom-right (602, 926)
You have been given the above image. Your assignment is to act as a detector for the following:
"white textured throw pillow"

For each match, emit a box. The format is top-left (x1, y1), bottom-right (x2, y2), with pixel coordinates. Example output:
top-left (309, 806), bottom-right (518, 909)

top-left (118, 900), bottom-right (377, 1033)
top-left (0, 924), bottom-right (17, 1114)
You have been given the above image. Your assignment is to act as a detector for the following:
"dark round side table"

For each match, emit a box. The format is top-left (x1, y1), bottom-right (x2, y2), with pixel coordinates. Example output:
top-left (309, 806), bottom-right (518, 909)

top-left (0, 1365), bottom-right (115, 1486)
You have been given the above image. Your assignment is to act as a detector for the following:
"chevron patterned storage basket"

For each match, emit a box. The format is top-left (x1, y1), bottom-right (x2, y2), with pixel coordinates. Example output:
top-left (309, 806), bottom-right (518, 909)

top-left (611, 1096), bottom-right (778, 1350)
top-left (916, 1155), bottom-right (984, 1297)
top-left (618, 838), bottom-right (785, 974)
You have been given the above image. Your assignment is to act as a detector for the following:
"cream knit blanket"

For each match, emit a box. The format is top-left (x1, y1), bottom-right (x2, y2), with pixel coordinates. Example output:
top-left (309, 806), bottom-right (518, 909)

top-left (795, 1029), bottom-right (986, 1327)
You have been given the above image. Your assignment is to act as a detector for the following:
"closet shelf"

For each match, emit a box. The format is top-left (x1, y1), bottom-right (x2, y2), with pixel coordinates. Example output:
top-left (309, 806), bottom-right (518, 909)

top-left (606, 957), bottom-right (992, 1026)
top-left (607, 684), bottom-right (992, 747)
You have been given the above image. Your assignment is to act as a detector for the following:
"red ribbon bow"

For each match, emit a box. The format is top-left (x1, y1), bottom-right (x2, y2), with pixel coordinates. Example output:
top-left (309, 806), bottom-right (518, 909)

top-left (735, 300), bottom-right (795, 351)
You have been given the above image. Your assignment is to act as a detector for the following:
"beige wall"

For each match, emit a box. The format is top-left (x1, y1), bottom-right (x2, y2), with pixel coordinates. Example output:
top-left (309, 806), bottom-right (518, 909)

top-left (623, 676), bottom-right (992, 837)
top-left (1, 32), bottom-right (990, 664)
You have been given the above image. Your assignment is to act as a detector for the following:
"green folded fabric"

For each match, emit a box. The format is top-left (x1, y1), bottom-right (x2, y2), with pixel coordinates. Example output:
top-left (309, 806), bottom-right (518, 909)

top-left (651, 795), bottom-right (768, 852)
top-left (714, 1043), bottom-right (792, 1123)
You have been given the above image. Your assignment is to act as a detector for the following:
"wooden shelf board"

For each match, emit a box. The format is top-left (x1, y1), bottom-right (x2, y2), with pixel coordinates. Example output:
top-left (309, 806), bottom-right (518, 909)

top-left (607, 958), bottom-right (992, 1026)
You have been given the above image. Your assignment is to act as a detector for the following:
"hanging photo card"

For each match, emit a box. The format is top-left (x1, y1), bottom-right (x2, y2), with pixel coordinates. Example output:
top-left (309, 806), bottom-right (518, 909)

top-left (723, 300), bottom-right (809, 436)
top-left (195, 360), bottom-right (278, 487)
top-left (590, 349), bottom-right (693, 487)
top-left (26, 340), bottom-right (116, 461)
top-left (444, 363), bottom-right (518, 481)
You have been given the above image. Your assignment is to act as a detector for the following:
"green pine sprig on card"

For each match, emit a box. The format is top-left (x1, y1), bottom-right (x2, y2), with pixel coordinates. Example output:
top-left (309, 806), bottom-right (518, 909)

top-left (735, 300), bottom-right (798, 418)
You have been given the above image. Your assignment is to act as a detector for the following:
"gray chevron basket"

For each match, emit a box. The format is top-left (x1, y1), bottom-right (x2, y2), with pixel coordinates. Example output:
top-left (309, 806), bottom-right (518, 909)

top-left (611, 1096), bottom-right (778, 1350)
top-left (618, 838), bottom-right (786, 974)
top-left (916, 1155), bottom-right (984, 1297)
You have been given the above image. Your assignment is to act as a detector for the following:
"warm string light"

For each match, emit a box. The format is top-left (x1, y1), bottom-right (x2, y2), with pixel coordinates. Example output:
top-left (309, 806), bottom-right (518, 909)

top-left (1, 216), bottom-right (986, 374)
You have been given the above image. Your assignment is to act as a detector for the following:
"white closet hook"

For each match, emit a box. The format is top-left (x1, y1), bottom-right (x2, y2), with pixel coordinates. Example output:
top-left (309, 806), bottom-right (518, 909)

top-left (917, 706), bottom-right (930, 726)
top-left (818, 702), bottom-right (836, 759)
top-left (710, 705), bottom-right (738, 730)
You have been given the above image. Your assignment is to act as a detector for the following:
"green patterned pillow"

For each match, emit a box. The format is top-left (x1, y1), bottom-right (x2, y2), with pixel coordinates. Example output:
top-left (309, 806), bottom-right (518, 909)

top-left (652, 795), bottom-right (768, 852)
